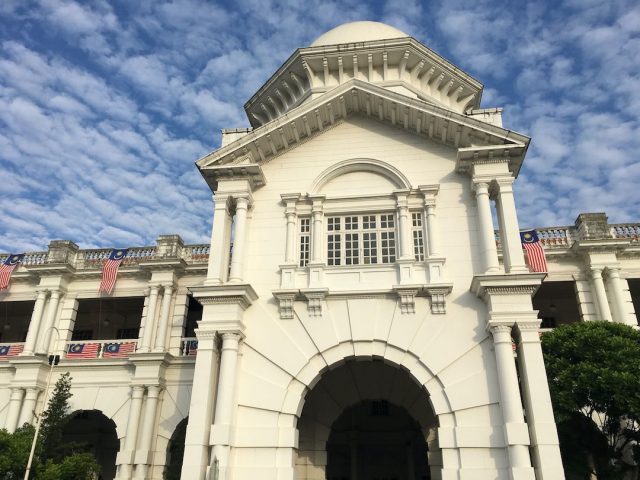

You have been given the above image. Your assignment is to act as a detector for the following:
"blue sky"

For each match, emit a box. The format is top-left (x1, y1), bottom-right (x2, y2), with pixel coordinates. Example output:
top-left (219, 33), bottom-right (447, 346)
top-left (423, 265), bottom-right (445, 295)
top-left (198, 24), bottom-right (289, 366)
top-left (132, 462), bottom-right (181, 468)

top-left (1, 0), bottom-right (639, 252)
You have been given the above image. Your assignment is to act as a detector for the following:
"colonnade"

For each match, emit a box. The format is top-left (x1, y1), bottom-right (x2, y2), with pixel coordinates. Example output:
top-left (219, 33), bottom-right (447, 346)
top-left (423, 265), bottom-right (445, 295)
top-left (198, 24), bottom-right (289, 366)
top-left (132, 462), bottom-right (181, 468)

top-left (115, 384), bottom-right (163, 479)
top-left (473, 175), bottom-right (527, 274)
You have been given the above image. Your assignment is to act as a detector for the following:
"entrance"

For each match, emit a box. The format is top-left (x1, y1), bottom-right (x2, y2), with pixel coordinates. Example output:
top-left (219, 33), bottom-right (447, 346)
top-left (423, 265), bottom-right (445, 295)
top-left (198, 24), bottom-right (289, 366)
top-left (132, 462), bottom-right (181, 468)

top-left (326, 400), bottom-right (429, 480)
top-left (295, 360), bottom-right (436, 480)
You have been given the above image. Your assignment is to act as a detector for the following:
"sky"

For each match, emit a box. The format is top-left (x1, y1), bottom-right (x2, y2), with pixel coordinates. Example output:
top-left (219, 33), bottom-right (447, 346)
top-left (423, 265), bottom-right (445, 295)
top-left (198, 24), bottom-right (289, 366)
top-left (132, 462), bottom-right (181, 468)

top-left (1, 0), bottom-right (639, 252)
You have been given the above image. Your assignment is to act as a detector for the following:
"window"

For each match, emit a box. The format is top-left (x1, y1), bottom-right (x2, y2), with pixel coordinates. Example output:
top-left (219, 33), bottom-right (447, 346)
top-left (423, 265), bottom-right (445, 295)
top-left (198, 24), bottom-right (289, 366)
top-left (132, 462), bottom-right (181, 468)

top-left (326, 214), bottom-right (396, 266)
top-left (116, 328), bottom-right (139, 339)
top-left (412, 212), bottom-right (425, 261)
top-left (298, 218), bottom-right (310, 267)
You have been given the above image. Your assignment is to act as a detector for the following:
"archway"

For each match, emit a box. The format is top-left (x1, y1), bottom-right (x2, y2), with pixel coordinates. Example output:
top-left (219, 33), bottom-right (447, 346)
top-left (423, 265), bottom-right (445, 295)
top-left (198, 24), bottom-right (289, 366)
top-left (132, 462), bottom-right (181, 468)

top-left (164, 417), bottom-right (188, 480)
top-left (295, 359), bottom-right (438, 480)
top-left (62, 410), bottom-right (119, 480)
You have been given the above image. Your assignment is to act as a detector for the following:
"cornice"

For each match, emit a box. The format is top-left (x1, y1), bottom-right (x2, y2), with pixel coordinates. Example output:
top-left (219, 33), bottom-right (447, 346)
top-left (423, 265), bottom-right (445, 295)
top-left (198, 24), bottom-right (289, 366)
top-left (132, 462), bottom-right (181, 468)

top-left (244, 37), bottom-right (484, 128)
top-left (198, 80), bottom-right (529, 178)
top-left (470, 273), bottom-right (545, 300)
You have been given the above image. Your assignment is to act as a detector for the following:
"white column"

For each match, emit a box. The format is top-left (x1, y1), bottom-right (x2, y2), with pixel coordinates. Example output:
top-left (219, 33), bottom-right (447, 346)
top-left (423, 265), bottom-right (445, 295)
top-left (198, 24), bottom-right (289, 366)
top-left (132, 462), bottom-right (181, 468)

top-left (229, 196), bottom-right (250, 283)
top-left (5, 388), bottom-right (25, 433)
top-left (285, 211), bottom-right (297, 263)
top-left (38, 290), bottom-right (61, 354)
top-left (211, 333), bottom-right (242, 479)
top-left (489, 324), bottom-right (534, 476)
top-left (473, 182), bottom-right (500, 273)
top-left (182, 331), bottom-right (219, 480)
top-left (22, 290), bottom-right (48, 356)
top-left (139, 285), bottom-right (160, 352)
top-left (116, 385), bottom-right (144, 479)
top-left (134, 385), bottom-right (161, 478)
top-left (605, 268), bottom-right (632, 325)
top-left (206, 195), bottom-right (231, 285)
top-left (515, 323), bottom-right (565, 479)
top-left (395, 192), bottom-right (413, 260)
top-left (590, 268), bottom-right (613, 321)
top-left (153, 284), bottom-right (173, 352)
top-left (18, 388), bottom-right (40, 427)
top-left (310, 197), bottom-right (325, 264)
top-left (494, 179), bottom-right (528, 273)
top-left (425, 204), bottom-right (440, 257)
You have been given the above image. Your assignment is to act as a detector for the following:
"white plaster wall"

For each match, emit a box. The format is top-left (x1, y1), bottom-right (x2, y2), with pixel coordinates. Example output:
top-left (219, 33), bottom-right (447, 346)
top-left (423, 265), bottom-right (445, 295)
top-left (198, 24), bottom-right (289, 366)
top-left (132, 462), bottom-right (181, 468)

top-left (230, 116), bottom-right (510, 478)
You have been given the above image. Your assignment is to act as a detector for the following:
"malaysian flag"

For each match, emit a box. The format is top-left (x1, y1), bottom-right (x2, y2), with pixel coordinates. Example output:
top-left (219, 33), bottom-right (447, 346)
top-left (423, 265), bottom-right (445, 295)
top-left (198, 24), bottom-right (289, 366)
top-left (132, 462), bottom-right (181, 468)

top-left (0, 254), bottom-right (25, 290)
top-left (520, 230), bottom-right (548, 273)
top-left (102, 342), bottom-right (136, 358)
top-left (66, 343), bottom-right (100, 359)
top-left (99, 249), bottom-right (128, 295)
top-left (0, 344), bottom-right (24, 359)
top-left (186, 340), bottom-right (198, 356)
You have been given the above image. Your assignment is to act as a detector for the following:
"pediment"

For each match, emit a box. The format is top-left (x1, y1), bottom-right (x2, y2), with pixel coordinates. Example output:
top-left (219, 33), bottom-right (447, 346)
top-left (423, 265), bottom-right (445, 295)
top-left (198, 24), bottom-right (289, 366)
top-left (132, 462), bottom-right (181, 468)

top-left (197, 81), bottom-right (529, 192)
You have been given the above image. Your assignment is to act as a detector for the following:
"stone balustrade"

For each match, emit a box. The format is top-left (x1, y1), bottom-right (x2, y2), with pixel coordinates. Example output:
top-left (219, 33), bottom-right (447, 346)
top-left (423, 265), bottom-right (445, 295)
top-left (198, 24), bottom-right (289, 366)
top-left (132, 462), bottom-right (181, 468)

top-left (0, 237), bottom-right (211, 272)
top-left (611, 223), bottom-right (640, 242)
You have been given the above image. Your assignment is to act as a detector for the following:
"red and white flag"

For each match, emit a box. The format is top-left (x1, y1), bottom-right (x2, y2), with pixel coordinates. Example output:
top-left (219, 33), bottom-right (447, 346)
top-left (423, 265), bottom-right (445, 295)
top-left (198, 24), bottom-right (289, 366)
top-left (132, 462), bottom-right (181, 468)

top-left (0, 344), bottom-right (24, 359)
top-left (99, 249), bottom-right (128, 295)
top-left (520, 230), bottom-right (547, 272)
top-left (102, 342), bottom-right (136, 358)
top-left (66, 343), bottom-right (100, 359)
top-left (0, 254), bottom-right (25, 290)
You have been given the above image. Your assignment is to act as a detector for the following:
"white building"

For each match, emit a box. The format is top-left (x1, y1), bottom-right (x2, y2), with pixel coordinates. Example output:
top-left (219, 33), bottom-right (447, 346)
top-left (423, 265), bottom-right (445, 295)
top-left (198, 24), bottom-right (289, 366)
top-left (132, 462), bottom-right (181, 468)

top-left (1, 21), bottom-right (639, 480)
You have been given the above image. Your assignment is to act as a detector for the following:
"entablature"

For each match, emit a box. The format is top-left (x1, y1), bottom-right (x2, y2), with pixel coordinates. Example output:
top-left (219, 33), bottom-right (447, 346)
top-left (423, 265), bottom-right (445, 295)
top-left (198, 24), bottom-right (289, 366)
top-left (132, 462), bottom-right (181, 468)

top-left (244, 37), bottom-right (484, 127)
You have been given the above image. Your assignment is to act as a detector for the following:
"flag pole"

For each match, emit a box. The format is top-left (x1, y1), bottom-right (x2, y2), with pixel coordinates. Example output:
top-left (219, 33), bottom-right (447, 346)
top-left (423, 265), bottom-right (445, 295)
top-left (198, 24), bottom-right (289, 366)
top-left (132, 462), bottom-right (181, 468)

top-left (23, 327), bottom-right (60, 480)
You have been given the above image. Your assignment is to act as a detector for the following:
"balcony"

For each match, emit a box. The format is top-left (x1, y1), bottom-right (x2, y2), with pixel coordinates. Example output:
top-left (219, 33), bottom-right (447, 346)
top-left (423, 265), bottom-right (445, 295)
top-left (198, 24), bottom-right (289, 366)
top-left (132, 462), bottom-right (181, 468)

top-left (0, 236), bottom-right (211, 277)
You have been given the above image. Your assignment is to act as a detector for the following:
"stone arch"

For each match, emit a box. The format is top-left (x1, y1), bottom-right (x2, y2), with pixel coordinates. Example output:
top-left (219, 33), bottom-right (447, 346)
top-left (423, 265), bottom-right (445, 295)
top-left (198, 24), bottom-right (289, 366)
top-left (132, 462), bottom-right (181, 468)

top-left (280, 341), bottom-right (454, 478)
top-left (293, 357), bottom-right (443, 479)
top-left (281, 340), bottom-right (452, 420)
top-left (310, 158), bottom-right (412, 194)
top-left (62, 409), bottom-right (119, 480)
top-left (164, 416), bottom-right (188, 480)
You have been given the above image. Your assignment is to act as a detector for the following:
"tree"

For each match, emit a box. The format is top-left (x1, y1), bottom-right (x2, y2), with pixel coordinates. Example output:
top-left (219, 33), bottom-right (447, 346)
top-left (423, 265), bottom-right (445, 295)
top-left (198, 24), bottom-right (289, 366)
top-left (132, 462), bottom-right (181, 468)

top-left (542, 321), bottom-right (640, 479)
top-left (0, 373), bottom-right (99, 480)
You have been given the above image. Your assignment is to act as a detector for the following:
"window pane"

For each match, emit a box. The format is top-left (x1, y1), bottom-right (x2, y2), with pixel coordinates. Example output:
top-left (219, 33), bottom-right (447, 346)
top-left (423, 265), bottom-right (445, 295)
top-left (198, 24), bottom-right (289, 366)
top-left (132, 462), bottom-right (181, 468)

top-left (345, 233), bottom-right (359, 265)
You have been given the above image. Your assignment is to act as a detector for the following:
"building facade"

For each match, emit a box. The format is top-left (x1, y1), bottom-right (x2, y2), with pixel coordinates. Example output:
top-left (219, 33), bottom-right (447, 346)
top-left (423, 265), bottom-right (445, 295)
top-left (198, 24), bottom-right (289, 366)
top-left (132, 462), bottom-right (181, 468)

top-left (1, 21), bottom-right (639, 480)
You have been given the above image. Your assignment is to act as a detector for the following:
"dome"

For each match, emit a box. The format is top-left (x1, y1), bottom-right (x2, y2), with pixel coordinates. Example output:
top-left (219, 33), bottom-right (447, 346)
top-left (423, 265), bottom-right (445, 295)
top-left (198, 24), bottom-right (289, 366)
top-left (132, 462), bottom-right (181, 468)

top-left (310, 21), bottom-right (409, 47)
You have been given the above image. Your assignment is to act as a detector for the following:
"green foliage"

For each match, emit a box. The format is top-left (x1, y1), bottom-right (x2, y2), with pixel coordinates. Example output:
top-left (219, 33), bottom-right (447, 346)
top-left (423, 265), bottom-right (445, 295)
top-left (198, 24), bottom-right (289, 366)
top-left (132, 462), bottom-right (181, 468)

top-left (35, 453), bottom-right (99, 480)
top-left (39, 372), bottom-right (72, 462)
top-left (542, 321), bottom-right (640, 478)
top-left (0, 372), bottom-right (101, 480)
top-left (0, 425), bottom-right (36, 479)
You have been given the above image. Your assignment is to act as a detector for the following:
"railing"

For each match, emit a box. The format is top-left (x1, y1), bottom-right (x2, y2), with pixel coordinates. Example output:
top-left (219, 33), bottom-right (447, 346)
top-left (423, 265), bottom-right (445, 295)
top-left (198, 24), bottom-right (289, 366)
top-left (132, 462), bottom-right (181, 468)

top-left (0, 343), bottom-right (25, 359)
top-left (611, 223), bottom-right (640, 242)
top-left (81, 247), bottom-right (156, 269)
top-left (2, 243), bottom-right (210, 272)
top-left (180, 337), bottom-right (198, 356)
top-left (186, 245), bottom-right (210, 263)
top-left (65, 339), bottom-right (137, 359)
top-left (496, 227), bottom-right (574, 250)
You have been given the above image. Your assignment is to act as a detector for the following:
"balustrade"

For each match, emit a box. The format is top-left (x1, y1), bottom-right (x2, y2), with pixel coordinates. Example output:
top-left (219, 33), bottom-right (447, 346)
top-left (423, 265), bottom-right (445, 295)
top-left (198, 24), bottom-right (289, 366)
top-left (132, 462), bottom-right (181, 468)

top-left (611, 223), bottom-right (640, 242)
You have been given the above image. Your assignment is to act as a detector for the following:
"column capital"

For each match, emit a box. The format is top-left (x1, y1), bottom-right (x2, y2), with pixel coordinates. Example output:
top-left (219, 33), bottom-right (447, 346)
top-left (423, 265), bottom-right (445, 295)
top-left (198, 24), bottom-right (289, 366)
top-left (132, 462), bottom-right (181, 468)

top-left (35, 288), bottom-right (50, 297)
top-left (146, 385), bottom-right (163, 397)
top-left (488, 323), bottom-right (513, 340)
top-left (131, 385), bottom-right (145, 397)
top-left (234, 194), bottom-right (252, 210)
top-left (604, 266), bottom-right (621, 278)
top-left (472, 180), bottom-right (490, 194)
top-left (220, 332), bottom-right (242, 348)
top-left (589, 266), bottom-right (603, 279)
top-left (309, 194), bottom-right (326, 211)
top-left (393, 189), bottom-right (410, 205)
top-left (213, 194), bottom-right (232, 211)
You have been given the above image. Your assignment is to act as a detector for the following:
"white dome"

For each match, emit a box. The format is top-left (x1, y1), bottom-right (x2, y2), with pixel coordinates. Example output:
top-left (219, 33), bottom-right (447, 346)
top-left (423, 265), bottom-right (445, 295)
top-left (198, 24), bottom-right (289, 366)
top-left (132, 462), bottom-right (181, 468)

top-left (310, 21), bottom-right (409, 47)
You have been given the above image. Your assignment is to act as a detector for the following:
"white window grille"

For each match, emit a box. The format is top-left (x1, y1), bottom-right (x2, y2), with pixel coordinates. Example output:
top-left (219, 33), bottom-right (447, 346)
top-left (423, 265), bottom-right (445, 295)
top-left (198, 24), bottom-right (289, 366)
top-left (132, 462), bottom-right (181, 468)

top-left (412, 212), bottom-right (425, 261)
top-left (326, 214), bottom-right (396, 266)
top-left (299, 218), bottom-right (310, 267)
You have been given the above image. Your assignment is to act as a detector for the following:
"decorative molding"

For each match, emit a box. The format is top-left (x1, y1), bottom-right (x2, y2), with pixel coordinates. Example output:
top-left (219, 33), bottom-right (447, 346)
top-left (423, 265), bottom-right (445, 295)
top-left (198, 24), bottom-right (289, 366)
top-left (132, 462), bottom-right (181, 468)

top-left (424, 285), bottom-right (453, 314)
top-left (272, 289), bottom-right (299, 320)
top-left (300, 288), bottom-right (329, 317)
top-left (393, 286), bottom-right (419, 314)
top-left (189, 284), bottom-right (258, 311)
